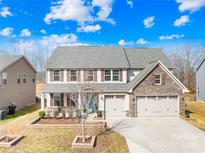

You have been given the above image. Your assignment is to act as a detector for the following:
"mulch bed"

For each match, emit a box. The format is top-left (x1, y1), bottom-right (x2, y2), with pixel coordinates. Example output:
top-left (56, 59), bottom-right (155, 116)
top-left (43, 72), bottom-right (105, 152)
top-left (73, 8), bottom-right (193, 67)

top-left (37, 118), bottom-right (80, 124)
top-left (76, 137), bottom-right (92, 144)
top-left (0, 136), bottom-right (16, 143)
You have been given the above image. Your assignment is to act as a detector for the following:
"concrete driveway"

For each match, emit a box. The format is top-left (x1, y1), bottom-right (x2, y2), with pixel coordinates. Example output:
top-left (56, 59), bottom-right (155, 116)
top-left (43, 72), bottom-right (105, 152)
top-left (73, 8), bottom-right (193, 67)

top-left (107, 117), bottom-right (205, 153)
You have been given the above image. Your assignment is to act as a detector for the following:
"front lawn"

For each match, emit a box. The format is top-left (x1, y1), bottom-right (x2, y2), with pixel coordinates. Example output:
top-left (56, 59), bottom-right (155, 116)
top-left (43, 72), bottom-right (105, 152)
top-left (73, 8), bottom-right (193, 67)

top-left (0, 111), bottom-right (128, 153)
top-left (0, 103), bottom-right (40, 125)
top-left (181, 100), bottom-right (205, 132)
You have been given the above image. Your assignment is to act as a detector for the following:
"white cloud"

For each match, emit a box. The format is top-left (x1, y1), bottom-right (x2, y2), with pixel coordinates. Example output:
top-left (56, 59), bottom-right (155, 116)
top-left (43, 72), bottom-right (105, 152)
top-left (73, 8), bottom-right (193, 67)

top-left (118, 38), bottom-right (148, 46)
top-left (174, 15), bottom-right (190, 27)
top-left (118, 39), bottom-right (127, 46)
top-left (127, 0), bottom-right (133, 8)
top-left (38, 33), bottom-right (90, 52)
top-left (176, 0), bottom-right (205, 13)
top-left (20, 29), bottom-right (31, 37)
top-left (159, 34), bottom-right (185, 40)
top-left (44, 0), bottom-right (114, 25)
top-left (136, 38), bottom-right (148, 45)
top-left (143, 16), bottom-right (155, 28)
top-left (0, 7), bottom-right (12, 17)
top-left (40, 29), bottom-right (47, 34)
top-left (77, 24), bottom-right (101, 32)
top-left (39, 33), bottom-right (78, 46)
top-left (44, 0), bottom-right (92, 24)
top-left (0, 27), bottom-right (14, 36)
top-left (92, 0), bottom-right (114, 24)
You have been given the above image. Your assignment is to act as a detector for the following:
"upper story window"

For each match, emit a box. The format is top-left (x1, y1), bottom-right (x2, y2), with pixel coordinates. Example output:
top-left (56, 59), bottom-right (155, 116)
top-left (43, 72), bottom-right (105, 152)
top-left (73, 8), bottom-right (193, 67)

top-left (70, 70), bottom-right (77, 81)
top-left (104, 70), bottom-right (120, 81)
top-left (32, 74), bottom-right (36, 83)
top-left (2, 72), bottom-right (7, 85)
top-left (87, 70), bottom-right (94, 81)
top-left (113, 70), bottom-right (119, 81)
top-left (104, 70), bottom-right (111, 81)
top-left (154, 74), bottom-right (161, 85)
top-left (53, 94), bottom-right (61, 106)
top-left (23, 73), bottom-right (27, 83)
top-left (53, 70), bottom-right (60, 81)
top-left (17, 73), bottom-right (21, 84)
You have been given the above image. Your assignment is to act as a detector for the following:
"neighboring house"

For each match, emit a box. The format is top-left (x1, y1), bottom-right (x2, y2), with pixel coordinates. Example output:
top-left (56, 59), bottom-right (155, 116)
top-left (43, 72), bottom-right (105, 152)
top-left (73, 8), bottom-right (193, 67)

top-left (41, 46), bottom-right (188, 118)
top-left (0, 55), bottom-right (36, 110)
top-left (196, 56), bottom-right (205, 102)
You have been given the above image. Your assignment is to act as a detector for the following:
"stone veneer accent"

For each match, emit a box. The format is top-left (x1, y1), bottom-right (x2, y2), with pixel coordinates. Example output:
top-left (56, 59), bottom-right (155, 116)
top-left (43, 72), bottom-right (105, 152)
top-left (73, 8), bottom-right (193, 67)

top-left (129, 64), bottom-right (183, 117)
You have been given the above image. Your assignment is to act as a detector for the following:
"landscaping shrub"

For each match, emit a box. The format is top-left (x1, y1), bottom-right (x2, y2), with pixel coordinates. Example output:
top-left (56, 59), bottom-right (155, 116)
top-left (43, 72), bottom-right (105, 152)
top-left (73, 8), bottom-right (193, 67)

top-left (39, 111), bottom-right (45, 118)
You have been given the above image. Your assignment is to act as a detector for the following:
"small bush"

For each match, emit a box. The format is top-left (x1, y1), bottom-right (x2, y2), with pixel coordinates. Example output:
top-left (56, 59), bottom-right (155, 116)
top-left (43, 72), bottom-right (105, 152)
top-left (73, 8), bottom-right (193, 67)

top-left (39, 111), bottom-right (45, 118)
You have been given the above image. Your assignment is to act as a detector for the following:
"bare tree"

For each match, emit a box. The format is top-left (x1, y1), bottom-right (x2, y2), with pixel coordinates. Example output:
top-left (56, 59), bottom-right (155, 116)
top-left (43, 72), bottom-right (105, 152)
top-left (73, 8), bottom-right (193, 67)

top-left (168, 43), bottom-right (203, 92)
top-left (67, 82), bottom-right (99, 142)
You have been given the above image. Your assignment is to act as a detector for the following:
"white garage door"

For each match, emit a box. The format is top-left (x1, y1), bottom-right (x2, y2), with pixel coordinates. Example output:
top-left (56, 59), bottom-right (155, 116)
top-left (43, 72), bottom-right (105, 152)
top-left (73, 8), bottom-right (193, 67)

top-left (136, 96), bottom-right (179, 117)
top-left (105, 95), bottom-right (126, 117)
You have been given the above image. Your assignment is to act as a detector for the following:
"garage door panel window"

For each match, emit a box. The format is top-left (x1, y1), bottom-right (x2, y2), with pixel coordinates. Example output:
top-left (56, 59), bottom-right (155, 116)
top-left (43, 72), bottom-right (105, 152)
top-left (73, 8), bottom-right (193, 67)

top-left (147, 96), bottom-right (157, 99)
top-left (158, 96), bottom-right (167, 99)
top-left (116, 95), bottom-right (125, 99)
top-left (105, 95), bottom-right (114, 99)
top-left (137, 96), bottom-right (146, 99)
top-left (169, 96), bottom-right (178, 99)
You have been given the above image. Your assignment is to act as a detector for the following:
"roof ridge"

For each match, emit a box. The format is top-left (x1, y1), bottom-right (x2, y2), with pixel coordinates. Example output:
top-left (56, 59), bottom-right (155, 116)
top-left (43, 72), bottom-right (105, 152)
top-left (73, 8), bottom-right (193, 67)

top-left (122, 47), bottom-right (131, 68)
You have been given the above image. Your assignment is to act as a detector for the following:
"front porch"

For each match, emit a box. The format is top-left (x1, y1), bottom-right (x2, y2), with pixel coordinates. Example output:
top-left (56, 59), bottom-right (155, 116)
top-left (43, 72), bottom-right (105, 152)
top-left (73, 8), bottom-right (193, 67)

top-left (41, 91), bottom-right (104, 120)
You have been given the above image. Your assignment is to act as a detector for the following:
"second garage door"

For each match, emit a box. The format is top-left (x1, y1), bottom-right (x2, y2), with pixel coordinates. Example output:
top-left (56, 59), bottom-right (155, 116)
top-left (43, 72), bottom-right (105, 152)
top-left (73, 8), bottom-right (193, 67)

top-left (136, 96), bottom-right (179, 117)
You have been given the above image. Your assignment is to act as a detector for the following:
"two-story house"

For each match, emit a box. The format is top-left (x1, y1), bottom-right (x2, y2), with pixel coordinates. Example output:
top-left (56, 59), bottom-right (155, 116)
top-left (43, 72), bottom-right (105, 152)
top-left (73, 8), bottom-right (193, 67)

top-left (41, 46), bottom-right (188, 118)
top-left (0, 55), bottom-right (36, 110)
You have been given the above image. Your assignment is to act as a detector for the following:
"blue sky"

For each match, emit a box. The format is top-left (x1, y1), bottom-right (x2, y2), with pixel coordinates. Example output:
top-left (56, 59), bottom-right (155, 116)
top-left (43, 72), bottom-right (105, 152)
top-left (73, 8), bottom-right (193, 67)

top-left (0, 0), bottom-right (205, 53)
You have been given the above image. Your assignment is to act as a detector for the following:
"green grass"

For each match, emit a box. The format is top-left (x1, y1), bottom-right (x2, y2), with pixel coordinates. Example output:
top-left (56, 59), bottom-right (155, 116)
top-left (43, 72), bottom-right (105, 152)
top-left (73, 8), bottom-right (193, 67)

top-left (0, 103), bottom-right (40, 124)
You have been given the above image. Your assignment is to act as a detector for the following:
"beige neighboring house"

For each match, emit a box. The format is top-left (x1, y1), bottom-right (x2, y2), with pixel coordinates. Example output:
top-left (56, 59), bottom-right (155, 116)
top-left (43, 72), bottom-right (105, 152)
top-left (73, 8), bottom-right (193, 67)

top-left (0, 55), bottom-right (36, 110)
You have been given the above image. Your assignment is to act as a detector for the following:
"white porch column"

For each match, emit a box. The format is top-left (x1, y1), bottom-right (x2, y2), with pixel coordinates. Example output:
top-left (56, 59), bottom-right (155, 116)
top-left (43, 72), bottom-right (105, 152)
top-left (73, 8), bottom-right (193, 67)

top-left (78, 92), bottom-right (81, 109)
top-left (64, 94), bottom-right (67, 107)
top-left (41, 93), bottom-right (45, 111)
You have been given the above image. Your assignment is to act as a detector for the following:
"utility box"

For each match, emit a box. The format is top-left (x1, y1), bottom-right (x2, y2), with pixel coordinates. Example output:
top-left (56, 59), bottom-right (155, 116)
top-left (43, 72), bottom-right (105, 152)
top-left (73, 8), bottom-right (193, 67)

top-left (0, 110), bottom-right (6, 120)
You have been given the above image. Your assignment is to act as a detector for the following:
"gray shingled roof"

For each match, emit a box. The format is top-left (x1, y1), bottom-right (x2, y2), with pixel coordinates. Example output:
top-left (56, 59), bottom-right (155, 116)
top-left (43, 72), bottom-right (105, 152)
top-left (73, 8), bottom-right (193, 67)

top-left (45, 46), bottom-right (175, 69)
top-left (127, 61), bottom-right (158, 90)
top-left (46, 46), bottom-right (130, 69)
top-left (124, 48), bottom-right (174, 69)
top-left (0, 55), bottom-right (23, 71)
top-left (41, 83), bottom-right (128, 93)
